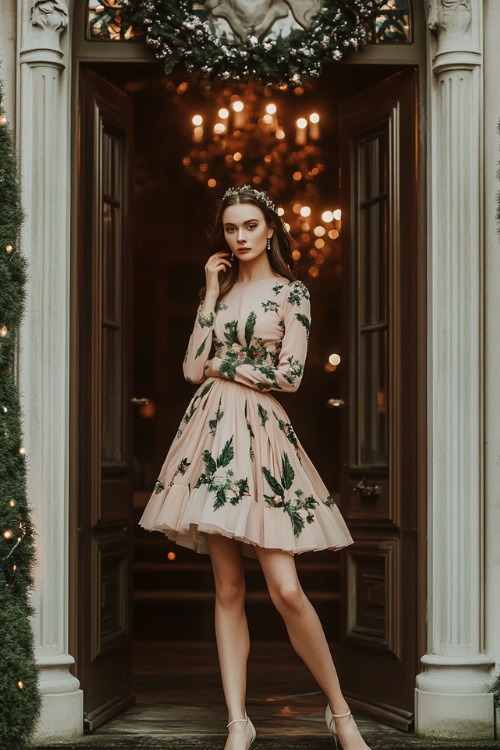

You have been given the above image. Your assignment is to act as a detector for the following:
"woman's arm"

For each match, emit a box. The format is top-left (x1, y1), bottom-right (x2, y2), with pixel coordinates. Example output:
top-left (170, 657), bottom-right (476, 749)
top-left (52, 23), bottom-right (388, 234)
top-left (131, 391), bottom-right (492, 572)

top-left (204, 281), bottom-right (311, 392)
top-left (182, 252), bottom-right (232, 384)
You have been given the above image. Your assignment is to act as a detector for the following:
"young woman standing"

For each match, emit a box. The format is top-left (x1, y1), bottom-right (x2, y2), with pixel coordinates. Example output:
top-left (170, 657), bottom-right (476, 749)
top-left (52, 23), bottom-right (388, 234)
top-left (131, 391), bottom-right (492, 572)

top-left (140, 186), bottom-right (371, 750)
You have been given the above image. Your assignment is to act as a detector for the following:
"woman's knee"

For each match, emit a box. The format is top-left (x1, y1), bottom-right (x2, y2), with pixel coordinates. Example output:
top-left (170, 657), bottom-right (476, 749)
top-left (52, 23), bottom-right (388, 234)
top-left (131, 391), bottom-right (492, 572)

top-left (214, 575), bottom-right (246, 608)
top-left (269, 581), bottom-right (305, 615)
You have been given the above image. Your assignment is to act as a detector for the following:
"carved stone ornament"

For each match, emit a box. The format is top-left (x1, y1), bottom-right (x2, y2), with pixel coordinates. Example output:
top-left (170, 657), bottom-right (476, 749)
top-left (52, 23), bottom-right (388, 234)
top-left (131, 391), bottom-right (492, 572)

top-left (428, 0), bottom-right (471, 36)
top-left (31, 0), bottom-right (69, 33)
top-left (200, 0), bottom-right (323, 42)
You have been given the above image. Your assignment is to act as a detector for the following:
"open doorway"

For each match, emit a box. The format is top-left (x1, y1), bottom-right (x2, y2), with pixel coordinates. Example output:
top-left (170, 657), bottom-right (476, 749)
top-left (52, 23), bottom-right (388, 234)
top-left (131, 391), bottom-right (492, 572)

top-left (73, 60), bottom-right (421, 730)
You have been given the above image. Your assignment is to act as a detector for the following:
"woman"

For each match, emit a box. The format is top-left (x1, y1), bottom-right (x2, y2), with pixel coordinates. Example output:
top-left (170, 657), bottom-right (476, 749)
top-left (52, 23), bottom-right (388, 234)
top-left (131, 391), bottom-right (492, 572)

top-left (140, 186), bottom-right (371, 750)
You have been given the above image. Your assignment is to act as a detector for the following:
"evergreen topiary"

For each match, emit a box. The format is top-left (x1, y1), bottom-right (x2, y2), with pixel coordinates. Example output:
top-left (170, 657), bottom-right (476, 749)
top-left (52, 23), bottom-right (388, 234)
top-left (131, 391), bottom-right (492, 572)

top-left (0, 78), bottom-right (41, 748)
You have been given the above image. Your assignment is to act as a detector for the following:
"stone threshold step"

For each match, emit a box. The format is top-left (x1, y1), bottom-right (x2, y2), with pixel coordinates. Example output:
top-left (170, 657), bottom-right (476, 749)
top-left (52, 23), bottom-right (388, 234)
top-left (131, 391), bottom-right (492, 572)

top-left (33, 739), bottom-right (499, 750)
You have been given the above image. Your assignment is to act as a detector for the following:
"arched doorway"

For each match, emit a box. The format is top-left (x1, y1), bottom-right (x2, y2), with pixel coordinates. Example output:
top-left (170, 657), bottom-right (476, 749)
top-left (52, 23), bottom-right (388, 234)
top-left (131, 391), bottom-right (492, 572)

top-left (70, 1), bottom-right (427, 731)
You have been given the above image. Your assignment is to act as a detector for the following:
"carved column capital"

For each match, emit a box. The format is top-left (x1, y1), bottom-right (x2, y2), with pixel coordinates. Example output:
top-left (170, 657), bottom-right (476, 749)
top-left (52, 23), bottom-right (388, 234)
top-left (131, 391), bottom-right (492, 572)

top-left (428, 0), bottom-right (471, 37)
top-left (31, 0), bottom-right (68, 33)
top-left (20, 0), bottom-right (70, 66)
top-left (427, 0), bottom-right (481, 75)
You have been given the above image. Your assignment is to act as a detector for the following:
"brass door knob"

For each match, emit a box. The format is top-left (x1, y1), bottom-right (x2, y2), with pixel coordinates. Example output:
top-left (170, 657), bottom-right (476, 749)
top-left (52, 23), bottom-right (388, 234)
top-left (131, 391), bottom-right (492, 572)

top-left (130, 397), bottom-right (150, 407)
top-left (327, 398), bottom-right (346, 409)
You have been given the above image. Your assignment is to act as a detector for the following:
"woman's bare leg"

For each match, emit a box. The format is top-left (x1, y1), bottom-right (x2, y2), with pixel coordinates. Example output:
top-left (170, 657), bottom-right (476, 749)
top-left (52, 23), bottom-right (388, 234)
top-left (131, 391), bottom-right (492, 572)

top-left (206, 534), bottom-right (254, 750)
top-left (255, 546), bottom-right (370, 750)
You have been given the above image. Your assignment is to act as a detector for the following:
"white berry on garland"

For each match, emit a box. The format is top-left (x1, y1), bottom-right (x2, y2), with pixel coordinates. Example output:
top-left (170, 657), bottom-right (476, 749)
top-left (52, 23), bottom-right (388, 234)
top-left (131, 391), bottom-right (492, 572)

top-left (123, 0), bottom-right (384, 87)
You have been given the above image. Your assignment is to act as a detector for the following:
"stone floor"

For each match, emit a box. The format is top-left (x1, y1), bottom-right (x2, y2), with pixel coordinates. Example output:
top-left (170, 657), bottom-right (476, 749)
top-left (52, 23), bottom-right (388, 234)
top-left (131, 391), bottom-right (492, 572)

top-left (36, 642), bottom-right (498, 750)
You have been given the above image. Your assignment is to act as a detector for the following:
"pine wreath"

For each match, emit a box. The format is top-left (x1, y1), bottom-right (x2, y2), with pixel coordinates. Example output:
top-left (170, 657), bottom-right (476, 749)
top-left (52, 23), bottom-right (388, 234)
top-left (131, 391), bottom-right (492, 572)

top-left (123, 0), bottom-right (384, 86)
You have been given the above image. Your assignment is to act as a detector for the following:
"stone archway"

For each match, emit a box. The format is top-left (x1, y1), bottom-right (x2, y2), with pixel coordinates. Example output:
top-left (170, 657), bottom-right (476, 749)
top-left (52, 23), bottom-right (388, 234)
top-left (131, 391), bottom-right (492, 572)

top-left (13, 0), bottom-right (494, 740)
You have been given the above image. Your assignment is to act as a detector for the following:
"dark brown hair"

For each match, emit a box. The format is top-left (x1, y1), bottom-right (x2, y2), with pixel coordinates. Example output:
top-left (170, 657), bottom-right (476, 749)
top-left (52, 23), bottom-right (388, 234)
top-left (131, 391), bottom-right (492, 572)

top-left (200, 188), bottom-right (297, 301)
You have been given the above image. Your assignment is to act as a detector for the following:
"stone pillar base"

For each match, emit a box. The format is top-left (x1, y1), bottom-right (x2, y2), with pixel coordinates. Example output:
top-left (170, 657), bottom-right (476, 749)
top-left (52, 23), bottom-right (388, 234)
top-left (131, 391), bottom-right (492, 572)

top-left (34, 689), bottom-right (84, 742)
top-left (415, 689), bottom-right (495, 739)
top-left (415, 655), bottom-right (495, 739)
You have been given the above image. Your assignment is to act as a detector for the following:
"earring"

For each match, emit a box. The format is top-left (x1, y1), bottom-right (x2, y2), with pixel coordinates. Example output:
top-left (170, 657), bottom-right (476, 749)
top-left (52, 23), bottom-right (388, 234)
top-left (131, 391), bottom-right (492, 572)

top-left (267, 237), bottom-right (271, 252)
top-left (230, 251), bottom-right (234, 260)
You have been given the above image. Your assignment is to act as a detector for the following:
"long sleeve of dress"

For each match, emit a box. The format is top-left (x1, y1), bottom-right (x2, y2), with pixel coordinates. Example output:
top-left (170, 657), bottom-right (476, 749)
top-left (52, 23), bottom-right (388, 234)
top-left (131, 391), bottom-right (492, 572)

top-left (205, 281), bottom-right (311, 393)
top-left (182, 306), bottom-right (216, 384)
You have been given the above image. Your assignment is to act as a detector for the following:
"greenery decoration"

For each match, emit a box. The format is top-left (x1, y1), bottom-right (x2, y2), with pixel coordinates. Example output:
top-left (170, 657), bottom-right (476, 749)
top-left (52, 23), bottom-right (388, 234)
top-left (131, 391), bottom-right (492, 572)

top-left (124, 0), bottom-right (384, 86)
top-left (0, 80), bottom-right (41, 747)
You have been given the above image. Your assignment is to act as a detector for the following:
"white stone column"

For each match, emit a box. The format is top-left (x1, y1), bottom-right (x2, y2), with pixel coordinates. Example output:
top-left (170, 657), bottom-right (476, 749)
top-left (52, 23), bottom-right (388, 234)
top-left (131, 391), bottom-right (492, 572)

top-left (415, 0), bottom-right (495, 739)
top-left (17, 0), bottom-right (83, 740)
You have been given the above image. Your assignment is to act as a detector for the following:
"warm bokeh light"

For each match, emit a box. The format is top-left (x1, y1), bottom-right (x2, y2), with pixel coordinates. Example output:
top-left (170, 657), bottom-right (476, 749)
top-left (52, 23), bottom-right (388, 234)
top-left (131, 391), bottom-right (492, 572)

top-left (328, 229), bottom-right (340, 240)
top-left (262, 114), bottom-right (274, 125)
top-left (276, 128), bottom-right (285, 140)
top-left (321, 210), bottom-right (334, 223)
top-left (329, 353), bottom-right (341, 366)
top-left (277, 207), bottom-right (285, 216)
top-left (314, 226), bottom-right (325, 237)
top-left (333, 209), bottom-right (342, 220)
top-left (192, 114), bottom-right (203, 126)
top-left (296, 117), bottom-right (308, 129)
top-left (266, 103), bottom-right (277, 115)
top-left (167, 551), bottom-right (176, 561)
top-left (300, 206), bottom-right (311, 217)
top-left (233, 152), bottom-right (242, 161)
top-left (284, 222), bottom-right (291, 231)
top-left (213, 122), bottom-right (226, 135)
top-left (315, 238), bottom-right (325, 249)
top-left (309, 112), bottom-right (320, 123)
top-left (293, 171), bottom-right (302, 181)
top-left (232, 100), bottom-right (244, 112)
top-left (218, 108), bottom-right (229, 119)
top-left (308, 266), bottom-right (319, 278)
top-left (292, 203), bottom-right (302, 214)
top-left (292, 250), bottom-right (301, 260)
top-left (207, 178), bottom-right (217, 187)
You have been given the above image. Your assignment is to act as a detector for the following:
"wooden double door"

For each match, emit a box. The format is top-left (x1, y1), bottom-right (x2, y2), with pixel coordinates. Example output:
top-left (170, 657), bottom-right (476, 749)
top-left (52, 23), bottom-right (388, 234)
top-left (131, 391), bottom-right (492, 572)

top-left (72, 67), bottom-right (421, 730)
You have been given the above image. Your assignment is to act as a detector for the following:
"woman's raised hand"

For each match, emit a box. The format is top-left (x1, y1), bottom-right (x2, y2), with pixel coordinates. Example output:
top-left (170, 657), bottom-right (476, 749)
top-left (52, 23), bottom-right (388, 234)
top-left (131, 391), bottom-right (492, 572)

top-left (204, 252), bottom-right (232, 300)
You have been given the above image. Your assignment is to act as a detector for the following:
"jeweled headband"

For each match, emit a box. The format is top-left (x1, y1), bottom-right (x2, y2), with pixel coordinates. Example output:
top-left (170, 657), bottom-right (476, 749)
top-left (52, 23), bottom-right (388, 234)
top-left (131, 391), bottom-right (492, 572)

top-left (222, 185), bottom-right (276, 213)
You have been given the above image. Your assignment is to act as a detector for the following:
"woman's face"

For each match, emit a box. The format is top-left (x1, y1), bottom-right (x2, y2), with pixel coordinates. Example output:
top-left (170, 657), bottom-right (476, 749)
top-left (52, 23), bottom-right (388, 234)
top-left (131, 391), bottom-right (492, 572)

top-left (222, 202), bottom-right (274, 264)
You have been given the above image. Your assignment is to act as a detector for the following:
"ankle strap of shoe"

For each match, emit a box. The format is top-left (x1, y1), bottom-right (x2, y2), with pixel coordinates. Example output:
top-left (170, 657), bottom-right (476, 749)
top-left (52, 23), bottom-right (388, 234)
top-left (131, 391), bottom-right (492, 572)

top-left (227, 718), bottom-right (248, 728)
top-left (331, 709), bottom-right (352, 718)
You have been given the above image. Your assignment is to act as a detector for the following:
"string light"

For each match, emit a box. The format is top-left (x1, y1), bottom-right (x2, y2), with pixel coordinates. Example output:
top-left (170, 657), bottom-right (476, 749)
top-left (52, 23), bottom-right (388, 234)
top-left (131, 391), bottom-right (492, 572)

top-left (0, 326), bottom-right (8, 337)
top-left (5, 244), bottom-right (13, 253)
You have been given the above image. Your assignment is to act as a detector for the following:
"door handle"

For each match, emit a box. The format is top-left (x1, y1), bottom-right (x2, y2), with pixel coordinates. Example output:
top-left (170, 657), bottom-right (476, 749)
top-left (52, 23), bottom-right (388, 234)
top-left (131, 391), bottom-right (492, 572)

top-left (353, 477), bottom-right (380, 498)
top-left (130, 397), bottom-right (150, 406)
top-left (327, 398), bottom-right (346, 409)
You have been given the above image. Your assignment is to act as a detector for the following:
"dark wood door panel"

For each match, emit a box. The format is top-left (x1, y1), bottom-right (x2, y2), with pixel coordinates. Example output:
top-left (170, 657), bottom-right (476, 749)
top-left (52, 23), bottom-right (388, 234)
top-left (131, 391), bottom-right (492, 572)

top-left (337, 69), bottom-right (420, 728)
top-left (75, 67), bottom-right (135, 730)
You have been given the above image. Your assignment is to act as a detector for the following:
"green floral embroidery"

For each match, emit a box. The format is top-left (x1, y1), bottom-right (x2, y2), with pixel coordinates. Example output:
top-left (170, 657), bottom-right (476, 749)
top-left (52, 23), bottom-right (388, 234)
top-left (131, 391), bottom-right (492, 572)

top-left (195, 334), bottom-right (210, 359)
top-left (194, 436), bottom-right (250, 510)
top-left (272, 283), bottom-right (285, 296)
top-left (177, 380), bottom-right (215, 438)
top-left (262, 453), bottom-right (318, 537)
top-left (183, 348), bottom-right (189, 364)
top-left (245, 401), bottom-right (255, 461)
top-left (282, 356), bottom-right (304, 387)
top-left (208, 400), bottom-right (224, 436)
top-left (274, 412), bottom-right (301, 461)
top-left (169, 457), bottom-right (191, 486)
top-left (295, 313), bottom-right (311, 339)
top-left (257, 404), bottom-right (269, 426)
top-left (215, 302), bottom-right (228, 312)
top-left (287, 281), bottom-right (310, 306)
top-left (218, 313), bottom-right (269, 381)
top-left (262, 300), bottom-right (279, 313)
top-left (197, 310), bottom-right (215, 328)
top-left (325, 495), bottom-right (336, 508)
top-left (153, 479), bottom-right (165, 494)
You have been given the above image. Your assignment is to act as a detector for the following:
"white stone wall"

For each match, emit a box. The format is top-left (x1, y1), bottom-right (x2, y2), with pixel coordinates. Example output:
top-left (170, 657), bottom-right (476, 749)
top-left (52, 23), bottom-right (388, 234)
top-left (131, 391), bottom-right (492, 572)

top-left (0, 1), bottom-right (17, 126)
top-left (484, 0), bottom-right (500, 687)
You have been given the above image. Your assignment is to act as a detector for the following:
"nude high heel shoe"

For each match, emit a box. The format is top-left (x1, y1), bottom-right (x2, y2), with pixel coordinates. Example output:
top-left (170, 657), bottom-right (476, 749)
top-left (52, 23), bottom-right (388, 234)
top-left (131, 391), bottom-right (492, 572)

top-left (226, 716), bottom-right (256, 749)
top-left (326, 705), bottom-right (371, 750)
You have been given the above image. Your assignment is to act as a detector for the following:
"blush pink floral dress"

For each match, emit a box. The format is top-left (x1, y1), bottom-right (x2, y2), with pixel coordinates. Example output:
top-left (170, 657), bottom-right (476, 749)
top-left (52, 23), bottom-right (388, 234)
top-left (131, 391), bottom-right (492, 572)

top-left (140, 277), bottom-right (353, 555)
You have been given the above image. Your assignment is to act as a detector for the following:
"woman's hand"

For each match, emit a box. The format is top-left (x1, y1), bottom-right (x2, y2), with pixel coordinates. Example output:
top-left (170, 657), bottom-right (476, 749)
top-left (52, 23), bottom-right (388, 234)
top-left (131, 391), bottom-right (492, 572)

top-left (204, 252), bottom-right (232, 300)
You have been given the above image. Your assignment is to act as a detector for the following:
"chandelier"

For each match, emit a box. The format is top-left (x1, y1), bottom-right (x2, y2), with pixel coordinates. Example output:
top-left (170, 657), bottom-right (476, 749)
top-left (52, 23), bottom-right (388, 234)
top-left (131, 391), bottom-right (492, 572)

top-left (181, 81), bottom-right (341, 278)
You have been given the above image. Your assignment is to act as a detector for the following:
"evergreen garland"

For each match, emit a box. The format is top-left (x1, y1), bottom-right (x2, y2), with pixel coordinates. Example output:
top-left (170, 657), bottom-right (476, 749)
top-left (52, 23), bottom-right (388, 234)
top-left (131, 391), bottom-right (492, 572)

top-left (124, 0), bottom-right (383, 86)
top-left (0, 80), bottom-right (41, 747)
